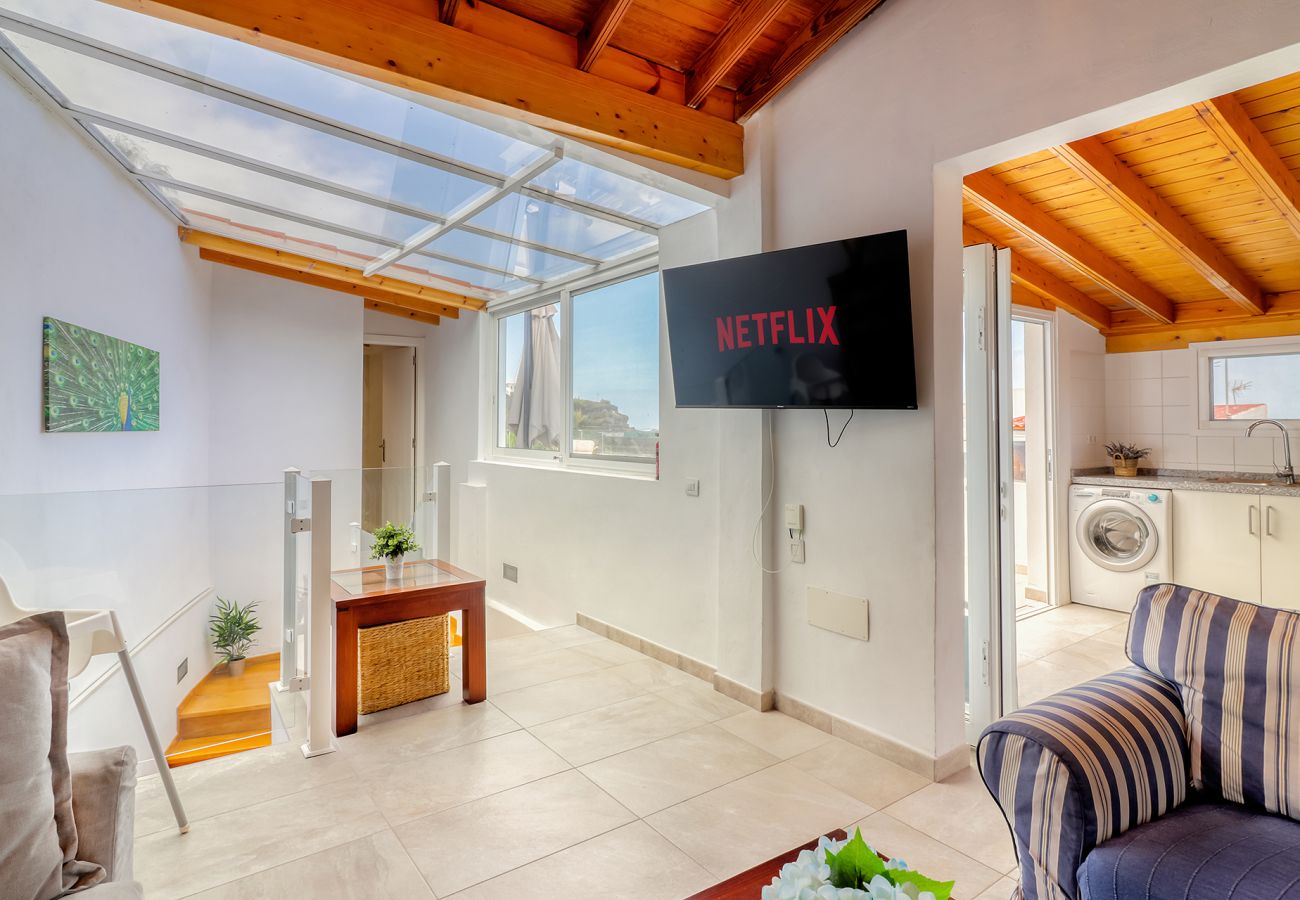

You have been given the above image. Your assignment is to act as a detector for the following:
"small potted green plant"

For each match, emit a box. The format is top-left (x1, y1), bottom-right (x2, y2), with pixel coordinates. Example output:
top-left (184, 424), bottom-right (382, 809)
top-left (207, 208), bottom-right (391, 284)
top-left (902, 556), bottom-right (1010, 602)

top-left (371, 521), bottom-right (421, 581)
top-left (1104, 441), bottom-right (1151, 478)
top-left (209, 597), bottom-right (260, 677)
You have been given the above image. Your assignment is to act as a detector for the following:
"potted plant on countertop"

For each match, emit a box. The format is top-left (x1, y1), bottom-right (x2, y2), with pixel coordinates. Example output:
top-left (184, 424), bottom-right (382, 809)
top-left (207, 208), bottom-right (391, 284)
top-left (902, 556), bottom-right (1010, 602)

top-left (1105, 441), bottom-right (1151, 478)
top-left (371, 521), bottom-right (421, 581)
top-left (209, 596), bottom-right (260, 678)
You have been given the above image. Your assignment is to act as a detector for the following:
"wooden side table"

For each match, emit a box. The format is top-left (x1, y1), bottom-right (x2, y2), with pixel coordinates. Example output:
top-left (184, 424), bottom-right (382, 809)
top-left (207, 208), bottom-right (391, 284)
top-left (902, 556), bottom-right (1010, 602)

top-left (330, 559), bottom-right (486, 737)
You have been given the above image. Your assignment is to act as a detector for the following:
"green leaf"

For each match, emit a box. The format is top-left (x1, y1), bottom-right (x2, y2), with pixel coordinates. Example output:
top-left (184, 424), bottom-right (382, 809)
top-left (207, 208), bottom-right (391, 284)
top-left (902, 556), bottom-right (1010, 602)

top-left (885, 868), bottom-right (955, 900)
top-left (825, 829), bottom-right (887, 889)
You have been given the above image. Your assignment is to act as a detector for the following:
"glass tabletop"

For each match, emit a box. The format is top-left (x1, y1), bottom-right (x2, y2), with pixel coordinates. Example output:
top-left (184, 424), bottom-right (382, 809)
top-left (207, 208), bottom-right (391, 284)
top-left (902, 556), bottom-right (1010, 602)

top-left (331, 561), bottom-right (466, 596)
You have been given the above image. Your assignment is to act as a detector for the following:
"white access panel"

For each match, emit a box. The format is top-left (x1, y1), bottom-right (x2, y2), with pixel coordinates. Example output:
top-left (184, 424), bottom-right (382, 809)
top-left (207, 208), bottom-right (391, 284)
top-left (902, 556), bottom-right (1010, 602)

top-left (807, 587), bottom-right (869, 641)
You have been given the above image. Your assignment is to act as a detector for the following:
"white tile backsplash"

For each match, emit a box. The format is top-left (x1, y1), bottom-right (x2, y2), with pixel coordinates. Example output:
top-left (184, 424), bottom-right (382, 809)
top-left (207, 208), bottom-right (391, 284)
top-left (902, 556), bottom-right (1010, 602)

top-left (1098, 346), bottom-right (1287, 475)
top-left (1130, 378), bottom-right (1162, 407)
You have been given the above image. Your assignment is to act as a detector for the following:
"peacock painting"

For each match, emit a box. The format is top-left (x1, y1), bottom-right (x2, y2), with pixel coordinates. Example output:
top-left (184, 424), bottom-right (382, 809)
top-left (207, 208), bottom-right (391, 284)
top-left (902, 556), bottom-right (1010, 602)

top-left (42, 317), bottom-right (160, 432)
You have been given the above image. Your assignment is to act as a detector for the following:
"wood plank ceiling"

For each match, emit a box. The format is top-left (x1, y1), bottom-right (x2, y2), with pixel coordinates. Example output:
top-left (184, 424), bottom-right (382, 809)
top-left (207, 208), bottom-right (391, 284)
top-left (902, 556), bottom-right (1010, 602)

top-left (103, 0), bottom-right (891, 179)
top-left (963, 71), bottom-right (1300, 353)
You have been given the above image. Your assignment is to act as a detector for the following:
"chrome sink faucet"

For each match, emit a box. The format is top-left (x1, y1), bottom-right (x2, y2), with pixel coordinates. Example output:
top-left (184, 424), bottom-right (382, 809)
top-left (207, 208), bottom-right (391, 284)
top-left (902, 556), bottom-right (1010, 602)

top-left (1246, 419), bottom-right (1296, 485)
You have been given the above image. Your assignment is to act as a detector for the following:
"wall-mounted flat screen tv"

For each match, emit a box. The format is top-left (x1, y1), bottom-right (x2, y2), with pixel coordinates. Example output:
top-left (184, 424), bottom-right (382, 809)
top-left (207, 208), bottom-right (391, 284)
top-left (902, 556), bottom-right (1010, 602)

top-left (662, 230), bottom-right (916, 410)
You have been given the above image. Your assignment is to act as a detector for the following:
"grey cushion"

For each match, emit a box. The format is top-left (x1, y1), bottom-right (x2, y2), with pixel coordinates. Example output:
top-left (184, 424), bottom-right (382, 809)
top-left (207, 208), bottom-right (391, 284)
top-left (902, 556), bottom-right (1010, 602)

top-left (69, 748), bottom-right (137, 883)
top-left (0, 613), bottom-right (104, 900)
top-left (1078, 798), bottom-right (1300, 900)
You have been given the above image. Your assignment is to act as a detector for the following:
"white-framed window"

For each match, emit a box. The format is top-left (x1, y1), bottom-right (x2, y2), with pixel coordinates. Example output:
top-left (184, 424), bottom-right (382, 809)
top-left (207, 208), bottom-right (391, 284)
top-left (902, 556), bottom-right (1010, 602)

top-left (1194, 337), bottom-right (1300, 432)
top-left (491, 266), bottom-right (661, 471)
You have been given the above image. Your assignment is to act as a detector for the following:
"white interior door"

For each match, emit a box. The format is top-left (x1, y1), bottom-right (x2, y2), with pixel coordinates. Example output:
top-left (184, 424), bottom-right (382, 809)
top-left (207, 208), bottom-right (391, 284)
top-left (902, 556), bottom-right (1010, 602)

top-left (964, 244), bottom-right (1018, 742)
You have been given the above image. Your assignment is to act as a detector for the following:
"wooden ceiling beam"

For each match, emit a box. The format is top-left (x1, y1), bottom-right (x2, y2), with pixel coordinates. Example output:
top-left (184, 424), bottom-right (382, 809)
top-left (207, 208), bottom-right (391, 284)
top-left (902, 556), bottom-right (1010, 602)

top-left (1054, 136), bottom-right (1266, 316)
top-left (182, 229), bottom-right (480, 317)
top-left (1105, 290), bottom-right (1300, 352)
top-left (105, 0), bottom-right (745, 178)
top-left (578, 0), bottom-right (635, 72)
top-left (686, 0), bottom-right (787, 109)
top-left (962, 222), bottom-right (1113, 331)
top-left (736, 0), bottom-right (886, 119)
top-left (1194, 93), bottom-right (1300, 243)
top-left (364, 298), bottom-right (441, 325)
top-left (963, 171), bottom-right (1175, 324)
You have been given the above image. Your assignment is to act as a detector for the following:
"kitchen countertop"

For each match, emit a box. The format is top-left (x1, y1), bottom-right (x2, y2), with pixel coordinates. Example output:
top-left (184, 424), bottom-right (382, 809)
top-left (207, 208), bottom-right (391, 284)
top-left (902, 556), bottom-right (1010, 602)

top-left (1073, 468), bottom-right (1300, 497)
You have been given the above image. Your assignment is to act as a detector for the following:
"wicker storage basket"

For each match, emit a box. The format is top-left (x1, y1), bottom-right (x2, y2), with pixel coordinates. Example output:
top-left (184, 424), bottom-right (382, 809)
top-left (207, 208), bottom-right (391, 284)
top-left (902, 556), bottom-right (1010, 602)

top-left (358, 615), bottom-right (450, 714)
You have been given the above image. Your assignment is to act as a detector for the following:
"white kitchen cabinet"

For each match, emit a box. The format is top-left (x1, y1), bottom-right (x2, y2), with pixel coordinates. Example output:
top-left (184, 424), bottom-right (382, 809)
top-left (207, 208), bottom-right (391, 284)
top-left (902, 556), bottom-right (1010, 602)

top-left (1173, 490), bottom-right (1262, 604)
top-left (1261, 494), bottom-right (1300, 611)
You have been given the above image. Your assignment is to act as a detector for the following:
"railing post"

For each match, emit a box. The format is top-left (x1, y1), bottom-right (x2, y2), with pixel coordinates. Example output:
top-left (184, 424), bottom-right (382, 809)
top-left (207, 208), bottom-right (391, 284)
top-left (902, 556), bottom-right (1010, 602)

top-left (302, 476), bottom-right (337, 758)
top-left (434, 461), bottom-right (452, 562)
top-left (280, 467), bottom-right (300, 690)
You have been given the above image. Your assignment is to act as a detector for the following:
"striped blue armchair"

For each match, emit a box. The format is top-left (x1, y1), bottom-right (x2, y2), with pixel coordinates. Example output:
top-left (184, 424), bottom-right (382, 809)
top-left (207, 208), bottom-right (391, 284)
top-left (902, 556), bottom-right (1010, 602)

top-left (979, 584), bottom-right (1300, 900)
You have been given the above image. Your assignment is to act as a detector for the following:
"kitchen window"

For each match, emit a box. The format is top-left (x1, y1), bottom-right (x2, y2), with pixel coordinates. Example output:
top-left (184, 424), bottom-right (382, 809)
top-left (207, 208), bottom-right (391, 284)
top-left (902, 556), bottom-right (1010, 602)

top-left (493, 268), bottom-right (660, 470)
top-left (1195, 337), bottom-right (1300, 431)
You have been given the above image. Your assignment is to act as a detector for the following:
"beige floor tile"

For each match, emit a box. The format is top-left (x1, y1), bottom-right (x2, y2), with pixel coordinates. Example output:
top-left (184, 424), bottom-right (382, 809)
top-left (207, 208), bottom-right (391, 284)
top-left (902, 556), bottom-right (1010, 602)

top-left (606, 657), bottom-right (699, 690)
top-left (447, 821), bottom-right (714, 900)
top-left (1016, 658), bottom-right (1093, 707)
top-left (186, 830), bottom-right (432, 899)
top-left (974, 876), bottom-right (1021, 900)
top-left (1015, 617), bottom-right (1092, 663)
top-left (883, 764), bottom-right (1017, 875)
top-left (491, 667), bottom-right (646, 727)
top-left (1092, 622), bottom-right (1131, 648)
top-left (572, 638), bottom-right (652, 666)
top-left (1042, 603), bottom-right (1128, 634)
top-left (338, 699), bottom-right (520, 770)
top-left (787, 737), bottom-right (930, 809)
top-left (489, 646), bottom-right (611, 693)
top-left (396, 770), bottom-right (635, 896)
top-left (850, 812), bottom-right (1002, 897)
top-left (531, 693), bottom-right (710, 766)
top-left (362, 729), bottom-right (571, 824)
top-left (654, 681), bottom-right (752, 722)
top-left (538, 624), bottom-right (606, 648)
top-left (580, 724), bottom-right (780, 816)
top-left (715, 709), bottom-right (835, 759)
top-left (646, 762), bottom-right (870, 879)
top-left (135, 739), bottom-right (356, 838)
top-left (1042, 635), bottom-right (1129, 674)
top-left (486, 631), bottom-right (559, 660)
top-left (134, 779), bottom-right (387, 900)
top-left (485, 607), bottom-right (536, 639)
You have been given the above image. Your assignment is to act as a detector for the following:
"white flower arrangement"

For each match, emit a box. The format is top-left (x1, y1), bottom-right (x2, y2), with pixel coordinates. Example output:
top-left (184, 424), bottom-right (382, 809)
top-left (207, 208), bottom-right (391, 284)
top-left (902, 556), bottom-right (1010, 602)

top-left (761, 831), bottom-right (953, 900)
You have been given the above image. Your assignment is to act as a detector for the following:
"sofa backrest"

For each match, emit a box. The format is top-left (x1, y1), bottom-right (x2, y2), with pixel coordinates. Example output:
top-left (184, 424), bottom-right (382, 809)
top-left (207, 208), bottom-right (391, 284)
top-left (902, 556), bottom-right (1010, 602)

top-left (1128, 583), bottom-right (1300, 820)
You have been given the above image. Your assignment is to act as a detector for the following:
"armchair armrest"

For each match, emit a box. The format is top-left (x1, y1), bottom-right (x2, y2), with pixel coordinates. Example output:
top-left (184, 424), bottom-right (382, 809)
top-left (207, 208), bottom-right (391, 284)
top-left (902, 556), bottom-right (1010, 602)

top-left (977, 667), bottom-right (1188, 900)
top-left (69, 746), bottom-right (137, 883)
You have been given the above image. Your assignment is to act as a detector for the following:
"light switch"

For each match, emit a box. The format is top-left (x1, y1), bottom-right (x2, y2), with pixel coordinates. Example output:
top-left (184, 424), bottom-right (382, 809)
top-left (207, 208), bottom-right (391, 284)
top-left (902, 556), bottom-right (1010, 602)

top-left (685, 478), bottom-right (700, 497)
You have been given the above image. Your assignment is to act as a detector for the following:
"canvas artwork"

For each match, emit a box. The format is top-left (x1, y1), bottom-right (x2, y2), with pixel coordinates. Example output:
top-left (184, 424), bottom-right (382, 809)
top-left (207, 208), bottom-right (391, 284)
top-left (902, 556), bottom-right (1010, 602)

top-left (42, 317), bottom-right (160, 432)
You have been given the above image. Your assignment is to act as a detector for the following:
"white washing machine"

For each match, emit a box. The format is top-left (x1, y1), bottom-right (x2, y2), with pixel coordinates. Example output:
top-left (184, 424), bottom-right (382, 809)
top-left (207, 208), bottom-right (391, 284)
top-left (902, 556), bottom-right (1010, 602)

top-left (1068, 484), bottom-right (1173, 612)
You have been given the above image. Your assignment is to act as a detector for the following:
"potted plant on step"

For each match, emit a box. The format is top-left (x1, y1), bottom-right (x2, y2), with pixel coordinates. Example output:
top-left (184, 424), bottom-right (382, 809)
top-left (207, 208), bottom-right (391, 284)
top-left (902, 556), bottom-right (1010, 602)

top-left (371, 521), bottom-right (421, 581)
top-left (209, 597), bottom-right (260, 677)
top-left (1104, 441), bottom-right (1151, 478)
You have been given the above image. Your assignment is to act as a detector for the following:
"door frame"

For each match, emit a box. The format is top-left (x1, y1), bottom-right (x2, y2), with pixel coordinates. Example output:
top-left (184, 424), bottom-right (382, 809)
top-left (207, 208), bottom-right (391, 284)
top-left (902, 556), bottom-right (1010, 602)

top-left (362, 332), bottom-right (427, 512)
top-left (1009, 306), bottom-right (1064, 615)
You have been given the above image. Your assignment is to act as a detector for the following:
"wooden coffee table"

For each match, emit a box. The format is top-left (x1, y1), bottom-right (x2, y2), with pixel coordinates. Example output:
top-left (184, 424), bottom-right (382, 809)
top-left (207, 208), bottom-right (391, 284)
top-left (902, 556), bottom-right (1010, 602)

top-left (685, 830), bottom-right (849, 899)
top-left (330, 558), bottom-right (486, 737)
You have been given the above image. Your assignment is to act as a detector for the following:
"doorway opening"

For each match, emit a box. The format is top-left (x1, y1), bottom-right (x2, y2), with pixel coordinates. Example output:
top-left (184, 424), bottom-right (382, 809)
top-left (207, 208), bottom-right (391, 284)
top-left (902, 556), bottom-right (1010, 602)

top-left (362, 342), bottom-right (418, 535)
top-left (1010, 313), bottom-right (1056, 622)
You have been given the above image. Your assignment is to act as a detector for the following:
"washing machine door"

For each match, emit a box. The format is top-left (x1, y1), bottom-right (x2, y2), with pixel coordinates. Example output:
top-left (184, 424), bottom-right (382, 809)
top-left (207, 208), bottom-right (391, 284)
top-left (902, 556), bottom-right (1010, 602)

top-left (1076, 499), bottom-right (1158, 573)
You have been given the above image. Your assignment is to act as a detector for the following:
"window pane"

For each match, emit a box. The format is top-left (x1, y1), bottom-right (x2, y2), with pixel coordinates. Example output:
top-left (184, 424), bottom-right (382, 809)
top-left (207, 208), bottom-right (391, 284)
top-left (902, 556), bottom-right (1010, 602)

top-left (425, 229), bottom-right (587, 282)
top-left (498, 305), bottom-right (563, 452)
top-left (3, 31), bottom-right (490, 218)
top-left (469, 193), bottom-right (657, 260)
top-left (571, 273), bottom-right (660, 460)
top-left (1209, 352), bottom-right (1300, 420)
top-left (528, 158), bottom-right (708, 227)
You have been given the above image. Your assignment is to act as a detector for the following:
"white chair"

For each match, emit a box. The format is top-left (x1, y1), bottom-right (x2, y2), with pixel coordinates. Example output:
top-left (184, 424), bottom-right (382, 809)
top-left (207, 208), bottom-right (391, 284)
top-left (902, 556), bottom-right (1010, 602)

top-left (0, 575), bottom-right (188, 834)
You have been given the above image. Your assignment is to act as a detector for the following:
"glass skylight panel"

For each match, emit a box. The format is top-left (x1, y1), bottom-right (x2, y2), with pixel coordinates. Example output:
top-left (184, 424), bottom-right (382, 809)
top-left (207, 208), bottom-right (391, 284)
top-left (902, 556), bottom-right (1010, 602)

top-left (1, 31), bottom-right (492, 219)
top-left (93, 126), bottom-right (430, 245)
top-left (403, 253), bottom-right (534, 293)
top-left (0, 0), bottom-right (545, 178)
top-left (529, 158), bottom-right (708, 227)
top-left (468, 193), bottom-right (658, 261)
top-left (422, 229), bottom-right (587, 282)
top-left (156, 186), bottom-right (394, 269)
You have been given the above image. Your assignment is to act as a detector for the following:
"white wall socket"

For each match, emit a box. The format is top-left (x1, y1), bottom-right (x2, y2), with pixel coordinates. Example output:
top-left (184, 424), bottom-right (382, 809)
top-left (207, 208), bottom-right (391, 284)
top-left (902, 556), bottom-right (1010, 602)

top-left (790, 541), bottom-right (805, 564)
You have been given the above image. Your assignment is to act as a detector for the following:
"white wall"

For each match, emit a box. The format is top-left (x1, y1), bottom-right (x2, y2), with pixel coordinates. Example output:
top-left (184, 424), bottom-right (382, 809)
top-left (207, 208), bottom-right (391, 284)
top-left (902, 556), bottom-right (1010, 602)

top-left (754, 0), bottom-right (1300, 760)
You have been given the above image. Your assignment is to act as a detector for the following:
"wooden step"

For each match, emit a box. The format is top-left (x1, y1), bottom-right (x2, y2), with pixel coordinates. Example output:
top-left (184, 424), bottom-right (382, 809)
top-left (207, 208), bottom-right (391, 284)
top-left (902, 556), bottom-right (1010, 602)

top-left (165, 730), bottom-right (273, 767)
top-left (165, 652), bottom-right (279, 767)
